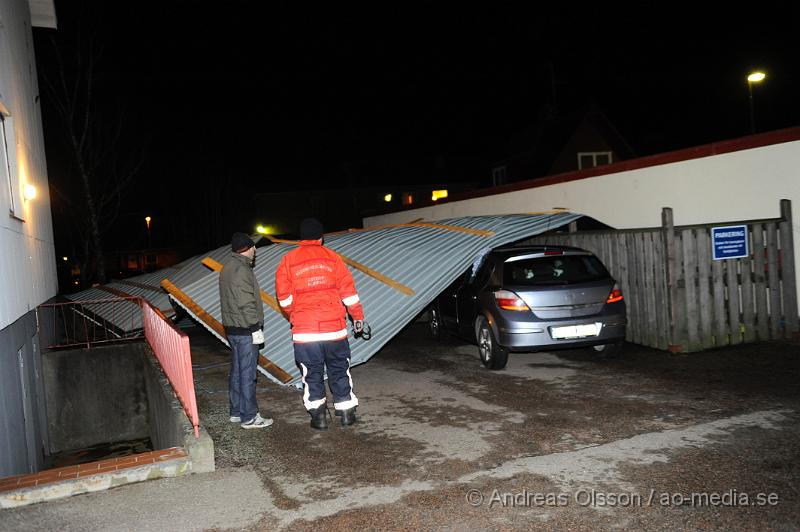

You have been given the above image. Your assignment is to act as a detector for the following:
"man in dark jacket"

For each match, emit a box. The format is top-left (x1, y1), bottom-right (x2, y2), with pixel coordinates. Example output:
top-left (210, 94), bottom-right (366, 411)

top-left (219, 232), bottom-right (272, 429)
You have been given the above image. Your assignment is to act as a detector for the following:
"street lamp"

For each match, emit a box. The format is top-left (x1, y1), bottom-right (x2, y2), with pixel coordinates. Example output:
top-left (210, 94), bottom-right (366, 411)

top-left (145, 216), bottom-right (152, 248)
top-left (747, 71), bottom-right (766, 134)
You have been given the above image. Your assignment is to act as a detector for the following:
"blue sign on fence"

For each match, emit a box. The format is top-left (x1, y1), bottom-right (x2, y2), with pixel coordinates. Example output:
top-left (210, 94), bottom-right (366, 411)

top-left (711, 225), bottom-right (749, 260)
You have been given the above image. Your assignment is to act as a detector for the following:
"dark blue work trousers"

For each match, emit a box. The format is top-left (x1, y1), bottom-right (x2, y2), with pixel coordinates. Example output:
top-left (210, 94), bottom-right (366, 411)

top-left (294, 339), bottom-right (358, 412)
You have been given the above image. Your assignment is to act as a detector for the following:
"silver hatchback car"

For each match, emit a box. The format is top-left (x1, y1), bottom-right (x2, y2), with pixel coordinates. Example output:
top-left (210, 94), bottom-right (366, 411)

top-left (429, 245), bottom-right (627, 369)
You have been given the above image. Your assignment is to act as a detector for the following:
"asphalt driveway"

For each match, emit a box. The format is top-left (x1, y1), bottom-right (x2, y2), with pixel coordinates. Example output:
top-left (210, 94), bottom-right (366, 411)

top-left (2, 323), bottom-right (799, 531)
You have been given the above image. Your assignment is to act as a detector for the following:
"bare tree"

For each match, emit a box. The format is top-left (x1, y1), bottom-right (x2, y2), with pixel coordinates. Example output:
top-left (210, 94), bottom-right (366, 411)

top-left (42, 34), bottom-right (142, 284)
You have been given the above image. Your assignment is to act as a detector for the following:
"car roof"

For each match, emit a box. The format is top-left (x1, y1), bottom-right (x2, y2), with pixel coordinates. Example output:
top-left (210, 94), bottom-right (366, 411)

top-left (489, 244), bottom-right (591, 260)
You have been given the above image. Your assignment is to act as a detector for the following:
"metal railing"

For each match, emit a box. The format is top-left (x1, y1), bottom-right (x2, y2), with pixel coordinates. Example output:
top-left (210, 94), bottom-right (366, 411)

top-left (37, 297), bottom-right (144, 349)
top-left (142, 300), bottom-right (200, 438)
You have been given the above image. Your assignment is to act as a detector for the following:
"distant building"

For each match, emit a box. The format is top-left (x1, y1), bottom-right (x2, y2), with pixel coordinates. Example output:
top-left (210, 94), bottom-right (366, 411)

top-left (109, 248), bottom-right (181, 278)
top-left (253, 182), bottom-right (476, 235)
top-left (0, 0), bottom-right (58, 476)
top-left (490, 108), bottom-right (636, 186)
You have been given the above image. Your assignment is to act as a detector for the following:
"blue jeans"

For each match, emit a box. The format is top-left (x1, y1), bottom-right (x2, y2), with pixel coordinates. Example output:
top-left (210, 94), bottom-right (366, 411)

top-left (228, 334), bottom-right (259, 423)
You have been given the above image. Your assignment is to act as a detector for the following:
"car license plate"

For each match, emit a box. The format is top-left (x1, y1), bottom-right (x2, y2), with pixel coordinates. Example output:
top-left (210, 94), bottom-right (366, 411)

top-left (551, 323), bottom-right (601, 339)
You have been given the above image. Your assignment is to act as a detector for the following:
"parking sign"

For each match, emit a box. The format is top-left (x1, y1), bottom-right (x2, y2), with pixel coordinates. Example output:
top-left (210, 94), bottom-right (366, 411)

top-left (711, 225), bottom-right (749, 260)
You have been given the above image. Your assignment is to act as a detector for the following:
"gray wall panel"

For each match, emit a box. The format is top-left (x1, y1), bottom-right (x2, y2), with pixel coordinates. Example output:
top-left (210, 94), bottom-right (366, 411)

top-left (0, 311), bottom-right (46, 476)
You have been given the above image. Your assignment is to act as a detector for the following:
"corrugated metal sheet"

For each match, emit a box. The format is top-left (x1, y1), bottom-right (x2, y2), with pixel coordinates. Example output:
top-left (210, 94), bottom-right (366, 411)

top-left (105, 268), bottom-right (176, 315)
top-left (171, 213), bottom-right (581, 386)
top-left (63, 287), bottom-right (144, 334)
top-left (62, 245), bottom-right (229, 331)
top-left (165, 245), bottom-right (231, 289)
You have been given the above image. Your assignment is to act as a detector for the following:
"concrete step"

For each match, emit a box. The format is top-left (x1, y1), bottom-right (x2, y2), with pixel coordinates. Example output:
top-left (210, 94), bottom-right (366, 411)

top-left (0, 447), bottom-right (191, 509)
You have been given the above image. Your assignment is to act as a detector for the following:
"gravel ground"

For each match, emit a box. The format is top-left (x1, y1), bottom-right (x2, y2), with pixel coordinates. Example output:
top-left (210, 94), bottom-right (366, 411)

top-left (2, 323), bottom-right (798, 531)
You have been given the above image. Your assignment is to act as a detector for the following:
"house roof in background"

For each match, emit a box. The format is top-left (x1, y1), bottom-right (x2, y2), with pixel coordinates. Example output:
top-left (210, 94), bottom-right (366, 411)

top-left (384, 127), bottom-right (800, 216)
top-left (493, 108), bottom-right (637, 173)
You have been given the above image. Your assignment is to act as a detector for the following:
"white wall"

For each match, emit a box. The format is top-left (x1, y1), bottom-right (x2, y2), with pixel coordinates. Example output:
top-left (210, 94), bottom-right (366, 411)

top-left (365, 139), bottom-right (800, 303)
top-left (0, 0), bottom-right (57, 330)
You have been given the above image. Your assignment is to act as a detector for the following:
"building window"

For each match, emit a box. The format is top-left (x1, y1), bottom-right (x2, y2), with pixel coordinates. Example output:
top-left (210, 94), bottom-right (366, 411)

top-left (491, 165), bottom-right (507, 186)
top-left (402, 193), bottom-right (414, 206)
top-left (1, 111), bottom-right (20, 218)
top-left (431, 189), bottom-right (448, 201)
top-left (577, 151), bottom-right (613, 170)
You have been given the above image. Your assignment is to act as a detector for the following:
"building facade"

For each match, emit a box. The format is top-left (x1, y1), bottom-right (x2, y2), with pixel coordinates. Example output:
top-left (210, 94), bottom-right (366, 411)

top-left (365, 129), bottom-right (800, 307)
top-left (0, 0), bottom-right (57, 476)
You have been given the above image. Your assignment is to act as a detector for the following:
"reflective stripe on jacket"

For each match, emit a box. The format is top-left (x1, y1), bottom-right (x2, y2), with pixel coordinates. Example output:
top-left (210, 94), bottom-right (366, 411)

top-left (275, 240), bottom-right (364, 343)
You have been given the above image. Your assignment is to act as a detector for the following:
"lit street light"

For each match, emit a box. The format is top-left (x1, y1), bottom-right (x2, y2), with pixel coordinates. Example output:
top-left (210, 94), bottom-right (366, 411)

top-left (145, 216), bottom-right (152, 248)
top-left (747, 71), bottom-right (766, 134)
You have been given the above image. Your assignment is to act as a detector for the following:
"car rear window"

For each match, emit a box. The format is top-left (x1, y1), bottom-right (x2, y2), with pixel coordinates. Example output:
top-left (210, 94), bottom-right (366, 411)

top-left (503, 254), bottom-right (610, 285)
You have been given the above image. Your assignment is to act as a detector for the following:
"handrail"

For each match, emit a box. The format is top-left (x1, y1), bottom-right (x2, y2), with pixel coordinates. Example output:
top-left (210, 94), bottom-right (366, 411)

top-left (141, 300), bottom-right (200, 438)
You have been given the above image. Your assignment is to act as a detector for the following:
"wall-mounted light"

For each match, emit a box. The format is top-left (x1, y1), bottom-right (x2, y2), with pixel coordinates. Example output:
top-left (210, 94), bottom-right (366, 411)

top-left (23, 184), bottom-right (37, 201)
top-left (384, 194), bottom-right (392, 202)
top-left (256, 225), bottom-right (267, 234)
top-left (62, 256), bottom-right (68, 261)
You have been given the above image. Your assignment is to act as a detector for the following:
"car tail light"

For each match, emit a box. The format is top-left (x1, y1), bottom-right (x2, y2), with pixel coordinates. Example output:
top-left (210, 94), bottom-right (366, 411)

top-left (494, 289), bottom-right (530, 311)
top-left (606, 283), bottom-right (623, 303)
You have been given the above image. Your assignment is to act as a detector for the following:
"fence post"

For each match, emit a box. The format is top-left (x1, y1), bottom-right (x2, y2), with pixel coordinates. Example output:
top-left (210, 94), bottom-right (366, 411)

top-left (662, 207), bottom-right (681, 352)
top-left (779, 199), bottom-right (799, 338)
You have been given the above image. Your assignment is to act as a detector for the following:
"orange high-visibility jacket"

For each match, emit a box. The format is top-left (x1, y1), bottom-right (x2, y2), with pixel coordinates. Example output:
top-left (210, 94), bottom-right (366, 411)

top-left (275, 240), bottom-right (364, 343)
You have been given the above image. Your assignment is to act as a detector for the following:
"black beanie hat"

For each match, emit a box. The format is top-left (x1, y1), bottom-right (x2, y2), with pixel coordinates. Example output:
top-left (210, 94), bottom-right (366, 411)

top-left (231, 232), bottom-right (255, 252)
top-left (299, 218), bottom-right (324, 240)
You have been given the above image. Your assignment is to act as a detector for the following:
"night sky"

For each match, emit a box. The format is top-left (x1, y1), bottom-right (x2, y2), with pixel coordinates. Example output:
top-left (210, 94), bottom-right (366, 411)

top-left (33, 2), bottom-right (800, 256)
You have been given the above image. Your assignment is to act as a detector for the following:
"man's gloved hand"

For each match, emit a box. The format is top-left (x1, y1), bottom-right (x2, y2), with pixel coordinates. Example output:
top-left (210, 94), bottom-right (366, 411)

top-left (252, 329), bottom-right (265, 345)
top-left (353, 320), bottom-right (364, 335)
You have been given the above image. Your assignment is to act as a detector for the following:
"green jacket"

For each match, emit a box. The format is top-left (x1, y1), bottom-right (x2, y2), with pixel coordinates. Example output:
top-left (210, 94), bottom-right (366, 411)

top-left (219, 252), bottom-right (264, 335)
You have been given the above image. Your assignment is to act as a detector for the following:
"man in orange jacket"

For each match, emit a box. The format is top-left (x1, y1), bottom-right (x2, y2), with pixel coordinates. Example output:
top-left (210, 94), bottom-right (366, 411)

top-left (275, 218), bottom-right (365, 429)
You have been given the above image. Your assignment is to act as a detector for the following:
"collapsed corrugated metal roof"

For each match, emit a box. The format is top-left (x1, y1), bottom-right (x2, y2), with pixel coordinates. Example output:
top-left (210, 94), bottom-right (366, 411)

top-left (166, 212), bottom-right (580, 386)
top-left (63, 287), bottom-right (146, 334)
top-left (65, 267), bottom-right (183, 332)
top-left (63, 248), bottom-right (231, 332)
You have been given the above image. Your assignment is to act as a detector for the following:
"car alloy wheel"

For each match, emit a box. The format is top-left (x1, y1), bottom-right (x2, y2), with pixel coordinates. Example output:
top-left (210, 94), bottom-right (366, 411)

top-left (477, 317), bottom-right (509, 370)
top-left (478, 324), bottom-right (493, 364)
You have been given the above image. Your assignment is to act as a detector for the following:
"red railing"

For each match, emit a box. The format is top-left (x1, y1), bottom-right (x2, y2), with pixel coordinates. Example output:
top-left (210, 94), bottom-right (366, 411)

top-left (141, 300), bottom-right (200, 438)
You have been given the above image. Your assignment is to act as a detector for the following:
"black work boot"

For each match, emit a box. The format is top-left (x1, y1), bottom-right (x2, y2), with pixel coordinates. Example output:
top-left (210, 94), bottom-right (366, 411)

top-left (340, 407), bottom-right (357, 427)
top-left (309, 405), bottom-right (329, 430)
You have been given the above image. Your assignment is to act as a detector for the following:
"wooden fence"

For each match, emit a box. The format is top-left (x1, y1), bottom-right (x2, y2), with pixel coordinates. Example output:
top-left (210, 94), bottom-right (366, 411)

top-left (525, 200), bottom-right (799, 352)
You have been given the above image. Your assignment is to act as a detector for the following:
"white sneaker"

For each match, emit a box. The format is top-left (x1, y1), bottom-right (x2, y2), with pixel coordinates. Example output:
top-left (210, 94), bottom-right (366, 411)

top-left (241, 413), bottom-right (273, 429)
top-left (231, 411), bottom-right (264, 423)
